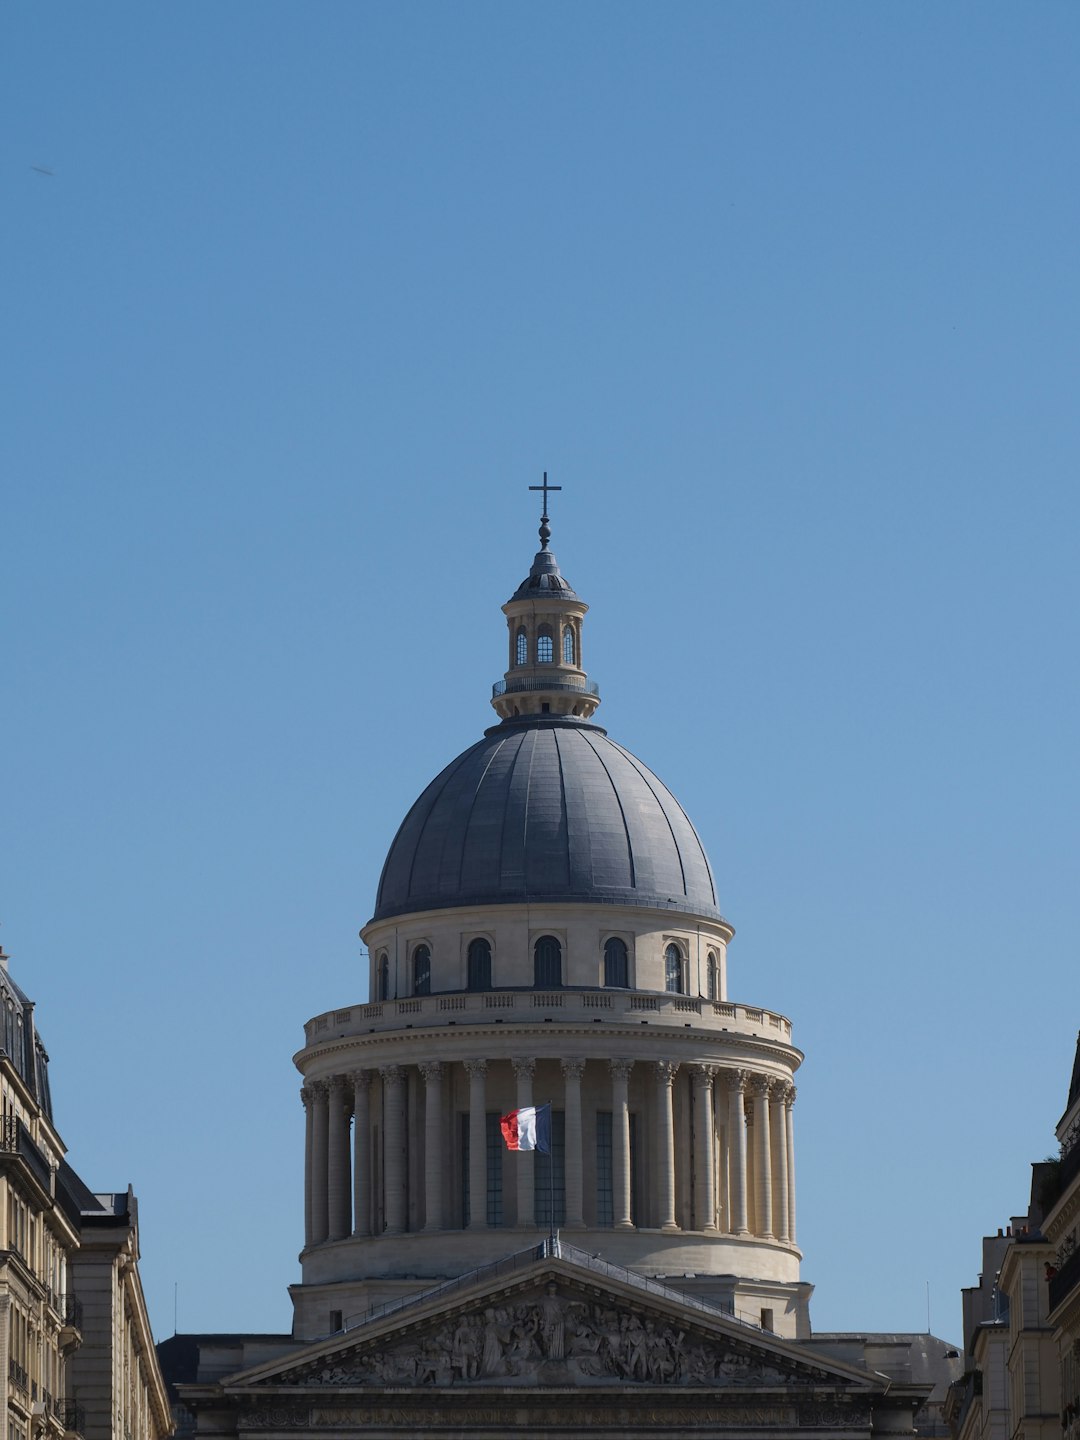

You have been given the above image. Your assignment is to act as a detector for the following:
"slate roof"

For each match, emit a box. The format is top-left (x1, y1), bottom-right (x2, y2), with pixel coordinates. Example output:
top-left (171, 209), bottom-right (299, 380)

top-left (372, 715), bottom-right (721, 922)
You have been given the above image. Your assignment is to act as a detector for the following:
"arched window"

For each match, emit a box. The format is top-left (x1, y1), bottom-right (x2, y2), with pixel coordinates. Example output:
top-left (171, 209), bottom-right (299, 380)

top-left (533, 934), bottom-right (562, 988)
top-left (706, 950), bottom-right (718, 1001)
top-left (377, 953), bottom-right (390, 1001)
top-left (536, 624), bottom-right (553, 664)
top-left (467, 937), bottom-right (492, 992)
top-left (515, 626), bottom-right (528, 666)
top-left (413, 944), bottom-right (431, 996)
top-left (604, 937), bottom-right (628, 988)
top-left (664, 943), bottom-right (684, 994)
top-left (563, 627), bottom-right (575, 665)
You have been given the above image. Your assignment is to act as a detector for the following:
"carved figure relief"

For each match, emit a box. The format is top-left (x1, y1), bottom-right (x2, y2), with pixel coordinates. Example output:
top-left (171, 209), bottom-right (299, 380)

top-left (281, 1288), bottom-right (824, 1390)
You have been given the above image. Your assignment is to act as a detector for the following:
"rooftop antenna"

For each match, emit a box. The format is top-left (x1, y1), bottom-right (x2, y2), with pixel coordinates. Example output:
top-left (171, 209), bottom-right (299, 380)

top-left (528, 472), bottom-right (561, 550)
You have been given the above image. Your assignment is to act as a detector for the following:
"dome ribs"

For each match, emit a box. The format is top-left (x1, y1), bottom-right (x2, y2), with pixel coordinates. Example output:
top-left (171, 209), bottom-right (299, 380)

top-left (575, 730), bottom-right (635, 892)
top-left (370, 720), bottom-right (721, 922)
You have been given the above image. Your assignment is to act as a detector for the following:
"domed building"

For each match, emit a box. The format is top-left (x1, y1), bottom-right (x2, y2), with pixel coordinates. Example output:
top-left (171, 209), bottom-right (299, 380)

top-left (167, 494), bottom-right (940, 1440)
top-left (291, 498), bottom-right (807, 1340)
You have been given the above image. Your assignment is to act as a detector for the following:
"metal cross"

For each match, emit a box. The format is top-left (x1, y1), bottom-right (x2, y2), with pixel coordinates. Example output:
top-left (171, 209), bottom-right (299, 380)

top-left (529, 472), bottom-right (562, 519)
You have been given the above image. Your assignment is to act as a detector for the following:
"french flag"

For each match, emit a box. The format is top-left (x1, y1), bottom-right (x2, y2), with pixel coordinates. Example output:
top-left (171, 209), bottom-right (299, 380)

top-left (500, 1102), bottom-right (551, 1153)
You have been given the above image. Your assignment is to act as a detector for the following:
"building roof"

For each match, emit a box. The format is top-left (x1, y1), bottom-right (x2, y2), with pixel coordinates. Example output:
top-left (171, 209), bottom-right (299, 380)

top-left (508, 542), bottom-right (579, 600)
top-left (372, 715), bottom-right (721, 923)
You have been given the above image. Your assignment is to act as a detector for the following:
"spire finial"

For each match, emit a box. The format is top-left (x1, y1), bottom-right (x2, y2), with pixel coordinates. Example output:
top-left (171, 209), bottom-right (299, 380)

top-left (528, 472), bottom-right (562, 550)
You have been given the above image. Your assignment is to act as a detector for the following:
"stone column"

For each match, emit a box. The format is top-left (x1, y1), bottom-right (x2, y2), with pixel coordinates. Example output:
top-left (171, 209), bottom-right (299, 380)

top-left (381, 1065), bottom-right (407, 1234)
top-left (786, 1083), bottom-right (797, 1245)
top-left (750, 1075), bottom-right (774, 1240)
top-left (714, 1074), bottom-right (728, 1233)
top-left (301, 1086), bottom-right (314, 1248)
top-left (690, 1064), bottom-right (718, 1232)
top-left (351, 1071), bottom-right (372, 1237)
top-left (464, 1059), bottom-right (488, 1230)
top-left (654, 1061), bottom-right (679, 1232)
top-left (610, 1060), bottom-right (634, 1230)
top-left (727, 1069), bottom-right (749, 1236)
top-left (419, 1061), bottom-right (445, 1232)
top-left (310, 1080), bottom-right (330, 1245)
top-left (327, 1076), bottom-right (352, 1241)
top-left (770, 1080), bottom-right (791, 1244)
top-left (513, 1058), bottom-right (536, 1227)
top-left (561, 1059), bottom-right (586, 1229)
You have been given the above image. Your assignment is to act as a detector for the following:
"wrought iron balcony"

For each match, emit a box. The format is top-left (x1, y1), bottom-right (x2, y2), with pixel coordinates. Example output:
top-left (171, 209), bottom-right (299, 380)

top-left (492, 675), bottom-right (600, 699)
top-left (59, 1400), bottom-right (84, 1435)
top-left (1050, 1243), bottom-right (1080, 1314)
top-left (9, 1359), bottom-right (28, 1393)
top-left (0, 1116), bottom-right (53, 1194)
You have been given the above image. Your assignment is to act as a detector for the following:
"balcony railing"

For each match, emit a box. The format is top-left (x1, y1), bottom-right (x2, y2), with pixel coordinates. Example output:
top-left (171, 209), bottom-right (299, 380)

top-left (0, 1117), bottom-right (53, 1194)
top-left (59, 1401), bottom-right (84, 1434)
top-left (9, 1359), bottom-right (28, 1393)
top-left (492, 676), bottom-right (600, 699)
top-left (1049, 1244), bottom-right (1080, 1314)
top-left (305, 988), bottom-right (793, 1045)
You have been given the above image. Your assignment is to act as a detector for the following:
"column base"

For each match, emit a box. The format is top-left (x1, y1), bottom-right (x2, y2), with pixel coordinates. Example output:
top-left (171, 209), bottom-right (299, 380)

top-left (614, 1221), bottom-right (636, 1231)
top-left (660, 1223), bottom-right (681, 1233)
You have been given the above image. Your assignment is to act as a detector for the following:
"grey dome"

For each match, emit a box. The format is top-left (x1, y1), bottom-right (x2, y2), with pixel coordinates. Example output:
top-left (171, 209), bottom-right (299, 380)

top-left (372, 717), bottom-right (721, 923)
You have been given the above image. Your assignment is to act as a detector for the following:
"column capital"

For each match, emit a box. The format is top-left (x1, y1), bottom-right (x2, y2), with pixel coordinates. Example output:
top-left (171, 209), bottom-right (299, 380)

top-left (512, 1057), bottom-right (536, 1081)
top-left (328, 1073), bottom-right (349, 1094)
top-left (689, 1063), bottom-right (718, 1088)
top-left (380, 1064), bottom-right (405, 1085)
top-left (749, 1073), bottom-right (771, 1099)
top-left (418, 1060), bottom-right (444, 1084)
top-left (300, 1085), bottom-right (314, 1107)
top-left (769, 1077), bottom-right (793, 1103)
top-left (311, 1078), bottom-right (330, 1099)
top-left (723, 1067), bottom-right (750, 1094)
top-left (654, 1060), bottom-right (679, 1087)
top-left (464, 1058), bottom-right (488, 1080)
top-left (561, 1059), bottom-right (586, 1081)
top-left (784, 1082), bottom-right (797, 1106)
top-left (609, 1059), bottom-right (634, 1083)
top-left (349, 1069), bottom-right (373, 1091)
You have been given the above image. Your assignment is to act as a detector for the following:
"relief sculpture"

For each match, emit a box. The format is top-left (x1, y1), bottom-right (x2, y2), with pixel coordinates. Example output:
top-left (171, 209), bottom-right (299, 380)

top-left (284, 1285), bottom-right (817, 1390)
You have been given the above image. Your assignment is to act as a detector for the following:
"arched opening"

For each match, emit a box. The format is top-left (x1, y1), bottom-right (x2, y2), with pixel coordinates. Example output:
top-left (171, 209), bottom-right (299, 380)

top-left (515, 626), bottom-right (528, 666)
top-left (706, 950), bottom-right (718, 1001)
top-left (664, 943), bottom-right (684, 994)
top-left (563, 627), bottom-right (575, 665)
top-left (377, 952), bottom-right (390, 1001)
top-left (536, 624), bottom-right (554, 664)
top-left (533, 934), bottom-right (562, 988)
top-left (604, 936), bottom-right (629, 988)
top-left (467, 937), bottom-right (492, 991)
top-left (413, 944), bottom-right (431, 996)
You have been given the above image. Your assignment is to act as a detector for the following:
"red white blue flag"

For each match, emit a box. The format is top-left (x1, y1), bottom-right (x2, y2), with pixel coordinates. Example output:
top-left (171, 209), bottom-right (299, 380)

top-left (500, 1102), bottom-right (551, 1153)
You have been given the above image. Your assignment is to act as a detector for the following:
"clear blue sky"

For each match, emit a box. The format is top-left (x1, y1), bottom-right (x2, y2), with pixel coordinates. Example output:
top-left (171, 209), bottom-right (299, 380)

top-left (4, 2), bottom-right (1078, 1340)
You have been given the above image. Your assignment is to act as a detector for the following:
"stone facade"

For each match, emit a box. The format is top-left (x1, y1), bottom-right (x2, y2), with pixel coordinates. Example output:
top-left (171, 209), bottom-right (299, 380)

top-left (0, 949), bottom-right (171, 1440)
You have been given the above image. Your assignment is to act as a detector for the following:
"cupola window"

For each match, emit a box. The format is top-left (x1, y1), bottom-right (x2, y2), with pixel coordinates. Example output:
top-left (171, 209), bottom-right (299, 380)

top-left (563, 627), bottom-right (575, 665)
top-left (515, 626), bottom-right (528, 666)
top-left (467, 937), bottom-right (492, 992)
top-left (706, 950), bottom-right (718, 1001)
top-left (536, 624), bottom-right (554, 664)
top-left (413, 944), bottom-right (431, 996)
top-left (664, 943), bottom-right (684, 994)
top-left (377, 952), bottom-right (390, 1001)
top-left (603, 937), bottom-right (628, 988)
top-left (533, 934), bottom-right (563, 988)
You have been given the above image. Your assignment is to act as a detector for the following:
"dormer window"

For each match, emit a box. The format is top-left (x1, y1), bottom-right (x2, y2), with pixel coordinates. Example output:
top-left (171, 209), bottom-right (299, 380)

top-left (536, 625), bottom-right (554, 664)
top-left (515, 627), bottom-right (528, 666)
top-left (563, 627), bottom-right (575, 665)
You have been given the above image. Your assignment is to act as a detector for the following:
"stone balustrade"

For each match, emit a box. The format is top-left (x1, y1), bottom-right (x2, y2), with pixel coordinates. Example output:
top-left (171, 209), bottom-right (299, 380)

top-left (302, 990), bottom-right (792, 1046)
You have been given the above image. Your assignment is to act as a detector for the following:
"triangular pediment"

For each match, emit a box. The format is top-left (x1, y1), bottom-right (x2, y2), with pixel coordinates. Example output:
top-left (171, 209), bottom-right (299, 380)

top-left (223, 1254), bottom-right (880, 1395)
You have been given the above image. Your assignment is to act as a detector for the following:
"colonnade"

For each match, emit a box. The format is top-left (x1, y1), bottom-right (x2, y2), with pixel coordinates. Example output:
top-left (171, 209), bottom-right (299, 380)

top-left (300, 1060), bottom-right (796, 1249)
